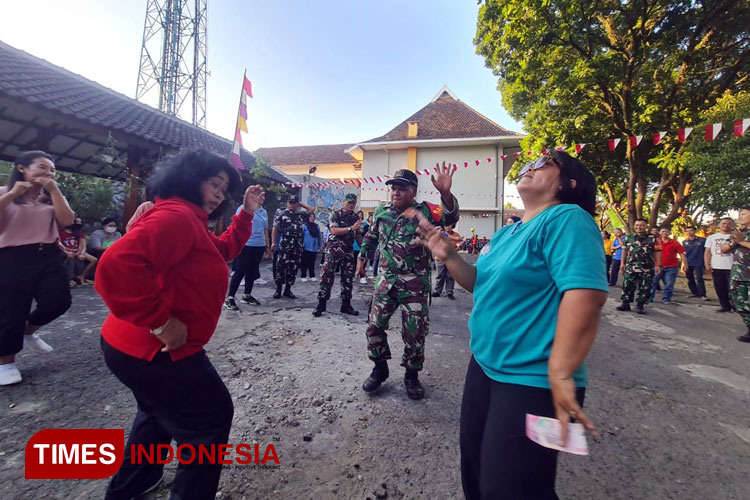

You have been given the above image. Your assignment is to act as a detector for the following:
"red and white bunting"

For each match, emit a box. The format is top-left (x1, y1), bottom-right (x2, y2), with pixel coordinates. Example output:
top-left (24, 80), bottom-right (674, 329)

top-left (500, 155), bottom-right (507, 160)
top-left (629, 135), bottom-right (643, 148)
top-left (487, 157), bottom-right (492, 163)
top-left (575, 143), bottom-right (585, 153)
top-left (653, 131), bottom-right (667, 145)
top-left (555, 146), bottom-right (564, 152)
top-left (705, 123), bottom-right (722, 141)
top-left (734, 119), bottom-right (750, 137)
top-left (608, 138), bottom-right (621, 151)
top-left (541, 148), bottom-right (548, 155)
top-left (677, 127), bottom-right (692, 142)
top-left (513, 152), bottom-right (520, 158)
top-left (464, 162), bottom-right (469, 168)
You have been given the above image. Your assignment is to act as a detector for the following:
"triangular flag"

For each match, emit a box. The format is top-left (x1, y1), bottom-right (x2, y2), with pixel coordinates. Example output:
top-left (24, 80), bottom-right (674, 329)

top-left (734, 119), bottom-right (750, 137)
top-left (230, 153), bottom-right (244, 171)
top-left (464, 162), bottom-right (468, 168)
top-left (678, 127), bottom-right (692, 142)
top-left (575, 143), bottom-right (585, 153)
top-left (416, 170), bottom-right (423, 175)
top-left (500, 155), bottom-right (506, 160)
top-left (527, 151), bottom-right (534, 155)
top-left (629, 136), bottom-right (643, 148)
top-left (652, 131), bottom-right (666, 145)
top-left (487, 157), bottom-right (492, 163)
top-left (541, 148), bottom-right (548, 155)
top-left (705, 123), bottom-right (722, 141)
top-left (555, 146), bottom-right (564, 151)
top-left (243, 77), bottom-right (253, 98)
top-left (608, 138), bottom-right (621, 151)
top-left (475, 160), bottom-right (480, 166)
top-left (513, 152), bottom-right (520, 158)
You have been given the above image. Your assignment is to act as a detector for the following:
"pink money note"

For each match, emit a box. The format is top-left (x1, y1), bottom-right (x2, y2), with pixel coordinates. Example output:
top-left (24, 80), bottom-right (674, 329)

top-left (525, 414), bottom-right (589, 456)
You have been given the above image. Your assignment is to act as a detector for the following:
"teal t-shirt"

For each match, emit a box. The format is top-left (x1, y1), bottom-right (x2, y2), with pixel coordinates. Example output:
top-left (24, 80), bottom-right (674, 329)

top-left (468, 204), bottom-right (608, 389)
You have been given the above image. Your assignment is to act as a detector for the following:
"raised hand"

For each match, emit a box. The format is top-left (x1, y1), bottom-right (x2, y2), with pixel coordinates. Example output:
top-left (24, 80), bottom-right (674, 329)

top-left (405, 208), bottom-right (456, 262)
top-left (243, 185), bottom-right (265, 213)
top-left (9, 181), bottom-right (34, 198)
top-left (430, 161), bottom-right (455, 195)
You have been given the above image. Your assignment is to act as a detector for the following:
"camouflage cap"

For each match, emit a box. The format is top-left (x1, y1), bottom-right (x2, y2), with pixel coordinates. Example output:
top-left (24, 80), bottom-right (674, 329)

top-left (345, 193), bottom-right (357, 203)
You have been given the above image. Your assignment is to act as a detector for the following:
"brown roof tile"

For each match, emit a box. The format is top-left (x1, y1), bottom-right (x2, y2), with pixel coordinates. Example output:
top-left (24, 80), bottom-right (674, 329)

top-left (254, 144), bottom-right (356, 166)
top-left (363, 90), bottom-right (522, 143)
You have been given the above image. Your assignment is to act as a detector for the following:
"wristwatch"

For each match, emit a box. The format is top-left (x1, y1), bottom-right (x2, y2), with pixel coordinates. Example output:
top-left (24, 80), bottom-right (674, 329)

top-left (348, 226), bottom-right (353, 233)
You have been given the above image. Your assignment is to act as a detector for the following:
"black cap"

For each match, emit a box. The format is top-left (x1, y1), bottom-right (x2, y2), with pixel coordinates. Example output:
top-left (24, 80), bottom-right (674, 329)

top-left (385, 169), bottom-right (418, 187)
top-left (287, 195), bottom-right (299, 203)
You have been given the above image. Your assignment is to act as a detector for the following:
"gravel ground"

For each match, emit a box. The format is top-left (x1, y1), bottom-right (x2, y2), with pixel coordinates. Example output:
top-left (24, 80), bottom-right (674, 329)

top-left (1, 260), bottom-right (749, 500)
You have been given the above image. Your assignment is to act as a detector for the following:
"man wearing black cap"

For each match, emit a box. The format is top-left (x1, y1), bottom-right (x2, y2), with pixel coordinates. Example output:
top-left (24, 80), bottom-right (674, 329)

top-left (357, 162), bottom-right (459, 399)
top-left (313, 193), bottom-right (362, 316)
top-left (271, 194), bottom-right (313, 299)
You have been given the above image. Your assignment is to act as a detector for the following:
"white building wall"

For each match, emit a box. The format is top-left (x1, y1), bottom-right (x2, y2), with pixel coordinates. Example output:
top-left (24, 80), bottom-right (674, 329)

top-left (361, 149), bottom-right (408, 203)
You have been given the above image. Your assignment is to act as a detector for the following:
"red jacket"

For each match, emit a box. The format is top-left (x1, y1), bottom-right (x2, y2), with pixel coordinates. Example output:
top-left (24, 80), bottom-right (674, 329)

top-left (96, 197), bottom-right (253, 361)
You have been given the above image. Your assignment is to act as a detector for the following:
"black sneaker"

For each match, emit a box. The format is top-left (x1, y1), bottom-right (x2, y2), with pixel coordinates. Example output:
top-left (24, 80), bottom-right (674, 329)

top-left (224, 297), bottom-right (240, 311)
top-left (283, 287), bottom-right (296, 299)
top-left (636, 303), bottom-right (647, 315)
top-left (737, 333), bottom-right (750, 343)
top-left (433, 292), bottom-right (441, 297)
top-left (241, 295), bottom-right (260, 305)
top-left (446, 294), bottom-right (455, 300)
top-left (716, 307), bottom-right (731, 313)
top-left (616, 302), bottom-right (631, 311)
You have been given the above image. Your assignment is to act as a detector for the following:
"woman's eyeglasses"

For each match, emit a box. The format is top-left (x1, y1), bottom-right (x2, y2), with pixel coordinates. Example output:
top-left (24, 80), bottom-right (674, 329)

top-left (519, 155), bottom-right (562, 177)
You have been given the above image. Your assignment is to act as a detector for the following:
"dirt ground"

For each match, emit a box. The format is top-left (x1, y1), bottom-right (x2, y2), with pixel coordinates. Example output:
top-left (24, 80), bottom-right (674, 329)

top-left (1, 260), bottom-right (749, 500)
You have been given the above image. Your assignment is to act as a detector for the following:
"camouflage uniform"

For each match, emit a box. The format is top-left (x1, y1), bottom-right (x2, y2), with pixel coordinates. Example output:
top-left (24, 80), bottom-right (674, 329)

top-left (728, 228), bottom-right (750, 327)
top-left (273, 206), bottom-right (307, 287)
top-left (620, 233), bottom-right (659, 305)
top-left (318, 208), bottom-right (359, 300)
top-left (359, 196), bottom-right (459, 372)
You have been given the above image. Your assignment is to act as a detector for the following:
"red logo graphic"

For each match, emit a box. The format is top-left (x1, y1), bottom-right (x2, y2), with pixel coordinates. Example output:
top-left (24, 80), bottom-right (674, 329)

top-left (25, 429), bottom-right (124, 479)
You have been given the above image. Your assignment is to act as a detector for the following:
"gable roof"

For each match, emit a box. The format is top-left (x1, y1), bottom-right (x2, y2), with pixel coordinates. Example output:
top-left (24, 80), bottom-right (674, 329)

top-left (255, 144), bottom-right (356, 166)
top-left (0, 40), bottom-right (292, 184)
top-left (360, 87), bottom-right (522, 144)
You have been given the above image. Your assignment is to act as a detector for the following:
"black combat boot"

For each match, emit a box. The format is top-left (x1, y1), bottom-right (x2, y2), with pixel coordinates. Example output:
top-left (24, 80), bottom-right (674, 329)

top-left (616, 301), bottom-right (631, 311)
top-left (312, 299), bottom-right (327, 317)
top-left (273, 284), bottom-right (282, 299)
top-left (362, 361), bottom-right (389, 393)
top-left (404, 370), bottom-right (425, 400)
top-left (340, 299), bottom-right (359, 316)
top-left (636, 302), bottom-right (647, 315)
top-left (283, 285), bottom-right (296, 299)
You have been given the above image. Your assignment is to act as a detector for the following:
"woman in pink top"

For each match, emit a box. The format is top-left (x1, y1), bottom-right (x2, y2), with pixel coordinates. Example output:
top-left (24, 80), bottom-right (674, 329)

top-left (0, 151), bottom-right (75, 386)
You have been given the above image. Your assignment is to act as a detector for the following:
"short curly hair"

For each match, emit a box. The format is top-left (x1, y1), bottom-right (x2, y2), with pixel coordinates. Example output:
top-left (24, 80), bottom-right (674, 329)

top-left (147, 149), bottom-right (241, 220)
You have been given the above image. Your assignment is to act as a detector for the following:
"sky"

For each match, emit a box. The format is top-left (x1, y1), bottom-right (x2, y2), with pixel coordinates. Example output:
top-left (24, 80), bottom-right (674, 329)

top-left (1, 0), bottom-right (524, 203)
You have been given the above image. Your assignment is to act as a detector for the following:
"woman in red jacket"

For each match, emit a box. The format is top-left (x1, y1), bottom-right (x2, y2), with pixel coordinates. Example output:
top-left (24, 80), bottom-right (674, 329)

top-left (96, 149), bottom-right (264, 500)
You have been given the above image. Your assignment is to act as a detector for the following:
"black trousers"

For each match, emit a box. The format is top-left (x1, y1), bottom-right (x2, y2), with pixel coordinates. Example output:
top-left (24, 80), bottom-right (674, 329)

top-left (712, 269), bottom-right (732, 310)
top-left (605, 255), bottom-right (612, 283)
top-left (609, 258), bottom-right (621, 286)
top-left (228, 245), bottom-right (265, 297)
top-left (460, 357), bottom-right (585, 500)
top-left (0, 244), bottom-right (71, 356)
top-left (300, 250), bottom-right (317, 278)
top-left (101, 338), bottom-right (233, 500)
top-left (686, 265), bottom-right (706, 297)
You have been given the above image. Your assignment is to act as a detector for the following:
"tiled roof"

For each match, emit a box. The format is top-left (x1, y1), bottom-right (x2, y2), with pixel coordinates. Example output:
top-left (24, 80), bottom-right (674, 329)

top-left (362, 90), bottom-right (522, 143)
top-left (255, 144), bottom-right (357, 166)
top-left (0, 40), bottom-right (292, 184)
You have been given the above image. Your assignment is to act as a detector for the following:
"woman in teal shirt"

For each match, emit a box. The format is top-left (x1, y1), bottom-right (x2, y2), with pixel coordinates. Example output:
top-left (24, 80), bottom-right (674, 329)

top-left (413, 151), bottom-right (607, 499)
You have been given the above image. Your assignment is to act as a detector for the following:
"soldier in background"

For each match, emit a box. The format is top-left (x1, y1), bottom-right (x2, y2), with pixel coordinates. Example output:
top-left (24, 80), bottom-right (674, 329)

top-left (313, 193), bottom-right (362, 317)
top-left (617, 218), bottom-right (662, 314)
top-left (722, 207), bottom-right (750, 342)
top-left (271, 195), bottom-right (313, 299)
top-left (432, 223), bottom-right (463, 299)
top-left (357, 164), bottom-right (459, 400)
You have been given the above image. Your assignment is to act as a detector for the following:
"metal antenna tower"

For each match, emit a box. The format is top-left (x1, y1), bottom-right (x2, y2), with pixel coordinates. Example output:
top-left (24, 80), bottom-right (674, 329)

top-left (135, 0), bottom-right (208, 128)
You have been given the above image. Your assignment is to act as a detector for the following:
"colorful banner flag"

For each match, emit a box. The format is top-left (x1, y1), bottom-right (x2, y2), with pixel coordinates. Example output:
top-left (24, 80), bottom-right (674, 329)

top-left (243, 77), bottom-right (253, 98)
top-left (705, 123), bottom-right (722, 141)
top-left (734, 119), bottom-right (750, 137)
top-left (629, 135), bottom-right (643, 148)
top-left (575, 143), bottom-right (585, 153)
top-left (653, 131), bottom-right (666, 145)
top-left (608, 138), bottom-right (620, 151)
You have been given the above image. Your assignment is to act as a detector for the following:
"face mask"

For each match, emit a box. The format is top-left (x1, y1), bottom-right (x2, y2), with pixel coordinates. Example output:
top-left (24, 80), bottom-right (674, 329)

top-left (105, 226), bottom-right (117, 234)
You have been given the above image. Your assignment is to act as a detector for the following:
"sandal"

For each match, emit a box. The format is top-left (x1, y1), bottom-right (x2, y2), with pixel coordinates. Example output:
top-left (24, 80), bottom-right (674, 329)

top-left (68, 280), bottom-right (78, 288)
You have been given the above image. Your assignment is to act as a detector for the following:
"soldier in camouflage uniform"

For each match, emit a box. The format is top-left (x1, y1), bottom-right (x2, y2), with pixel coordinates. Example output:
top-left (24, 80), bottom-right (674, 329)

top-left (271, 195), bottom-right (313, 299)
top-left (617, 218), bottom-right (662, 314)
top-left (357, 166), bottom-right (459, 400)
top-left (313, 193), bottom-right (362, 317)
top-left (722, 207), bottom-right (750, 342)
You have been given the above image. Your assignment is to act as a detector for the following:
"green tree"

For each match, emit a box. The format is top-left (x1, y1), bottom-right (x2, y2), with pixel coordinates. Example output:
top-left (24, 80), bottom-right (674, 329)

top-left (56, 172), bottom-right (121, 223)
top-left (475, 0), bottom-right (750, 228)
top-left (686, 91), bottom-right (750, 215)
